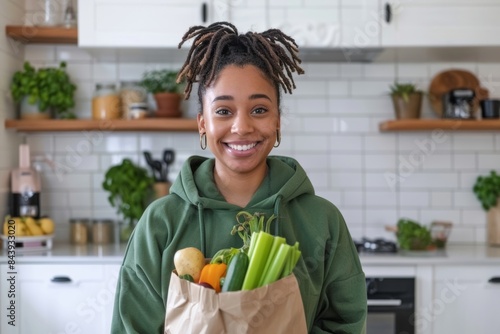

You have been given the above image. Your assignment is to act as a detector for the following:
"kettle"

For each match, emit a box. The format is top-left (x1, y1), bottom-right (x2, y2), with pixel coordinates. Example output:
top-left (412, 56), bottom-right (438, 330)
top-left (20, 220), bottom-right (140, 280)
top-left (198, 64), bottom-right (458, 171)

top-left (10, 144), bottom-right (41, 218)
top-left (442, 88), bottom-right (476, 119)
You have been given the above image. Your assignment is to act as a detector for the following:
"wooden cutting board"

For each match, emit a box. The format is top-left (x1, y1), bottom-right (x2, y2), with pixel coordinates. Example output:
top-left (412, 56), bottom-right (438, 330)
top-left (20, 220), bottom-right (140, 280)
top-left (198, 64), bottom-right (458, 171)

top-left (428, 69), bottom-right (489, 117)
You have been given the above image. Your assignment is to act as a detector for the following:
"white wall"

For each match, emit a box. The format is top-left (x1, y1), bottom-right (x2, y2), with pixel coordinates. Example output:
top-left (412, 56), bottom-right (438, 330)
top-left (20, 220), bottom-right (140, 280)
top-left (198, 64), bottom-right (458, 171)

top-left (0, 2), bottom-right (24, 218)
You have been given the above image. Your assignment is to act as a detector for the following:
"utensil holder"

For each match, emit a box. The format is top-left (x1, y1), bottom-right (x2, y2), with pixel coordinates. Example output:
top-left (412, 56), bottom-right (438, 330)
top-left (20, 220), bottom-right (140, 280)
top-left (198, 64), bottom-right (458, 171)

top-left (154, 182), bottom-right (171, 198)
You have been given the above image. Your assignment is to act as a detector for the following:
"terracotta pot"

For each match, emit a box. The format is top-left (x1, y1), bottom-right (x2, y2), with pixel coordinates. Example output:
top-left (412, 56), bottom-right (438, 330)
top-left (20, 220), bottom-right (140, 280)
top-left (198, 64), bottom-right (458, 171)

top-left (154, 92), bottom-right (182, 118)
top-left (391, 92), bottom-right (422, 119)
top-left (153, 181), bottom-right (171, 198)
top-left (487, 202), bottom-right (500, 247)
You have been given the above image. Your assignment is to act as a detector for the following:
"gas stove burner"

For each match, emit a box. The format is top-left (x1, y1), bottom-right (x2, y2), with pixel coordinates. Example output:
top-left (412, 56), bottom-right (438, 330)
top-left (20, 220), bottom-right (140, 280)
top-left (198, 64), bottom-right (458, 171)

top-left (355, 237), bottom-right (398, 253)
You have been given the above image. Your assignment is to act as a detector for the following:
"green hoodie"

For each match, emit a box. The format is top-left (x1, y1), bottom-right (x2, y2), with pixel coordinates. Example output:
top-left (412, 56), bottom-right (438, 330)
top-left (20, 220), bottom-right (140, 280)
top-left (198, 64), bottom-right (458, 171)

top-left (111, 155), bottom-right (366, 333)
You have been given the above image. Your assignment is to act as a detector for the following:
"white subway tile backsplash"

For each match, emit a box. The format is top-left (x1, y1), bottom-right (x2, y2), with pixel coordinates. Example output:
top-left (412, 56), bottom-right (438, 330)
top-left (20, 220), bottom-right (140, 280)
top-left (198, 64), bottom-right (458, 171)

top-left (11, 45), bottom-right (495, 244)
top-left (453, 154), bottom-right (477, 170)
top-left (330, 153), bottom-right (363, 170)
top-left (351, 80), bottom-right (393, 97)
top-left (477, 154), bottom-right (500, 169)
top-left (430, 191), bottom-right (452, 207)
top-left (399, 191), bottom-right (430, 207)
top-left (366, 191), bottom-right (398, 207)
top-left (396, 63), bottom-right (429, 79)
top-left (295, 98), bottom-right (328, 115)
top-left (453, 133), bottom-right (495, 151)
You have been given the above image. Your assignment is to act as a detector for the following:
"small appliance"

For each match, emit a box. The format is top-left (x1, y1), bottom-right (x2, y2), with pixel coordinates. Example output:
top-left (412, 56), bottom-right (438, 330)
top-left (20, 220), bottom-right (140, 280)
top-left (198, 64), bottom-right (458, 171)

top-left (442, 88), bottom-right (476, 119)
top-left (10, 144), bottom-right (41, 218)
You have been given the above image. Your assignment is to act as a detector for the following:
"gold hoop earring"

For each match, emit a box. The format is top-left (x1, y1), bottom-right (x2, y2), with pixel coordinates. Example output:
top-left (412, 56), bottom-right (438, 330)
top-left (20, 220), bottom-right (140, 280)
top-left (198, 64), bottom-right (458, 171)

top-left (200, 133), bottom-right (207, 150)
top-left (274, 129), bottom-right (281, 148)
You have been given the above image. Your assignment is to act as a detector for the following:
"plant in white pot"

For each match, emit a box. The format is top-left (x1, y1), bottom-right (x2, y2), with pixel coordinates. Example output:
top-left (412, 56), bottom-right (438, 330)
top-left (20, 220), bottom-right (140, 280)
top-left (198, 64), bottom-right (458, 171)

top-left (140, 69), bottom-right (184, 118)
top-left (473, 170), bottom-right (500, 246)
top-left (389, 82), bottom-right (423, 119)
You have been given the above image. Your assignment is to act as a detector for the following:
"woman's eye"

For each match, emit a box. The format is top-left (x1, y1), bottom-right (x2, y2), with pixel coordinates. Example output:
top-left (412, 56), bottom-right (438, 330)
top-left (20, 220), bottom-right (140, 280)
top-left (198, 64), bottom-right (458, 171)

top-left (215, 108), bottom-right (231, 115)
top-left (252, 107), bottom-right (268, 115)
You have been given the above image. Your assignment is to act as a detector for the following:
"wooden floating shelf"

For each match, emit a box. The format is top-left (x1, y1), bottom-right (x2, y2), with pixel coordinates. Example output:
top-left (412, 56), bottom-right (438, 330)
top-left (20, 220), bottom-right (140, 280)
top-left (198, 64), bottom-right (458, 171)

top-left (6, 25), bottom-right (77, 44)
top-left (4, 118), bottom-right (199, 132)
top-left (379, 119), bottom-right (500, 132)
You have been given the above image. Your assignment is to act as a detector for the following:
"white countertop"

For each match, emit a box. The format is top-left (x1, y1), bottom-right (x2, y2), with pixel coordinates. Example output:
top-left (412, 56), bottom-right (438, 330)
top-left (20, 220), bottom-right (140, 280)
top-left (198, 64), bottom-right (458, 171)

top-left (360, 244), bottom-right (500, 265)
top-left (1, 243), bottom-right (500, 265)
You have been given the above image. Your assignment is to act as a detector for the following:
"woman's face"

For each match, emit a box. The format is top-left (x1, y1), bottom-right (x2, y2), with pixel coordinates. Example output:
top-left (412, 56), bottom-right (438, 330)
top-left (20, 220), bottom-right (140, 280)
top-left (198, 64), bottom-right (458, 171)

top-left (199, 64), bottom-right (280, 176)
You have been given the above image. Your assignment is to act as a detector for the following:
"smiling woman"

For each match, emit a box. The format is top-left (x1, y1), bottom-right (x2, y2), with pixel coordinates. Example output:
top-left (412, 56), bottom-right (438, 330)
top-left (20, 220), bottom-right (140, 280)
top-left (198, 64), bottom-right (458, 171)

top-left (111, 22), bottom-right (367, 334)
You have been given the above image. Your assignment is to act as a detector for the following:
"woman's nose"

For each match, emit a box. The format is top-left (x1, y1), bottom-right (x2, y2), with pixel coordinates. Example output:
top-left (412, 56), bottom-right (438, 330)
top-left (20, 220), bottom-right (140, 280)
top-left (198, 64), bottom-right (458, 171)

top-left (231, 113), bottom-right (254, 134)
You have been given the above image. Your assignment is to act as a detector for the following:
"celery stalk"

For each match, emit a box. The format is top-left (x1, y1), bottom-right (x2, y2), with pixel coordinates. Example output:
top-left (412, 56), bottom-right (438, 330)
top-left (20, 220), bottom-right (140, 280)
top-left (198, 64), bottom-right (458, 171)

top-left (247, 231), bottom-right (259, 258)
top-left (241, 231), bottom-right (274, 290)
top-left (260, 243), bottom-right (291, 286)
top-left (258, 236), bottom-right (285, 287)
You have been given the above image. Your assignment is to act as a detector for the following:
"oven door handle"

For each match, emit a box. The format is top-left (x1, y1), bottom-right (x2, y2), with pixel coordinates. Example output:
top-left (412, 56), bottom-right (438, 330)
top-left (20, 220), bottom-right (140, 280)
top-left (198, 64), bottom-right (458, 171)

top-left (367, 299), bottom-right (402, 306)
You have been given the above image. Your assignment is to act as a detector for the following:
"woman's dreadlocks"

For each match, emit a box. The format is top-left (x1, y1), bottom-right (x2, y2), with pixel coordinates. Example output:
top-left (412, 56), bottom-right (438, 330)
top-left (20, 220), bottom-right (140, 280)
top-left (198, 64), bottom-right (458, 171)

top-left (176, 21), bottom-right (304, 106)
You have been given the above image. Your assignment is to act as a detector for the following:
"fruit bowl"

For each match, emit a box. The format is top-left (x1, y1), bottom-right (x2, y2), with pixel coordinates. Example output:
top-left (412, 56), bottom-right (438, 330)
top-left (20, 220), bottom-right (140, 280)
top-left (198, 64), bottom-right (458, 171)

top-left (1, 234), bottom-right (54, 251)
top-left (2, 216), bottom-right (55, 251)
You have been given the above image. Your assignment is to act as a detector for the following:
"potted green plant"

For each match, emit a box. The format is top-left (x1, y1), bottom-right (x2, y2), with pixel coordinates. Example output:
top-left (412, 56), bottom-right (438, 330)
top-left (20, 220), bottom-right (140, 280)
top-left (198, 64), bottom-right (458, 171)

top-left (140, 69), bottom-right (184, 118)
top-left (102, 158), bottom-right (155, 242)
top-left (473, 170), bottom-right (500, 246)
top-left (10, 61), bottom-right (77, 119)
top-left (389, 82), bottom-right (423, 119)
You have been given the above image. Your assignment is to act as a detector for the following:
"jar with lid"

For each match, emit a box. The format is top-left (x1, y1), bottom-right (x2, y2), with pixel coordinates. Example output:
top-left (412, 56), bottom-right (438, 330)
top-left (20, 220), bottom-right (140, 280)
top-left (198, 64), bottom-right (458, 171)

top-left (91, 219), bottom-right (113, 244)
top-left (129, 102), bottom-right (149, 119)
top-left (120, 81), bottom-right (147, 119)
top-left (92, 83), bottom-right (121, 120)
top-left (70, 218), bottom-right (89, 245)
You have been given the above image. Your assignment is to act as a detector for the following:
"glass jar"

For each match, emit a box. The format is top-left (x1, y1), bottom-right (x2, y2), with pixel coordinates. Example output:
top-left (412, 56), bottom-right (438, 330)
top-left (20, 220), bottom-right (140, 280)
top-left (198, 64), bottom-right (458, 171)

top-left (34, 0), bottom-right (62, 26)
top-left (70, 218), bottom-right (89, 245)
top-left (92, 219), bottom-right (113, 244)
top-left (92, 83), bottom-right (121, 120)
top-left (120, 81), bottom-right (147, 119)
top-left (129, 102), bottom-right (149, 119)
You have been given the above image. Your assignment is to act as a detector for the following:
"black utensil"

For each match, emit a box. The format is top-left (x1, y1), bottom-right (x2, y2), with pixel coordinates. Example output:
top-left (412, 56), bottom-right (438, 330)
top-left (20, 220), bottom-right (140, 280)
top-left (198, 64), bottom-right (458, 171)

top-left (153, 160), bottom-right (164, 182)
top-left (162, 149), bottom-right (175, 182)
top-left (144, 151), bottom-right (160, 181)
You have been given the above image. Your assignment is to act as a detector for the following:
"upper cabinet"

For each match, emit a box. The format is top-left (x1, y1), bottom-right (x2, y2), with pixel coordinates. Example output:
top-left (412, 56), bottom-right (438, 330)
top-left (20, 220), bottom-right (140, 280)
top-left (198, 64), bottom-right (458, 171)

top-left (268, 0), bottom-right (380, 48)
top-left (78, 0), bottom-right (229, 47)
top-left (381, 0), bottom-right (500, 47)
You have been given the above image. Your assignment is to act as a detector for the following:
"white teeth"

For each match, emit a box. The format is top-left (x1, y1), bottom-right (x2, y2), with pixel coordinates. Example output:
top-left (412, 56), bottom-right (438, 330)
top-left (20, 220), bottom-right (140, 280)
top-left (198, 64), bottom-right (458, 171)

top-left (228, 143), bottom-right (257, 151)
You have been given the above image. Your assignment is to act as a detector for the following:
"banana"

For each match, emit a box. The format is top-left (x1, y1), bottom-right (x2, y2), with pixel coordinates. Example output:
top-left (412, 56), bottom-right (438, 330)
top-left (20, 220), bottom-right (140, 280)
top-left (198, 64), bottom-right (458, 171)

top-left (24, 217), bottom-right (44, 236)
top-left (39, 217), bottom-right (55, 235)
top-left (12, 217), bottom-right (27, 236)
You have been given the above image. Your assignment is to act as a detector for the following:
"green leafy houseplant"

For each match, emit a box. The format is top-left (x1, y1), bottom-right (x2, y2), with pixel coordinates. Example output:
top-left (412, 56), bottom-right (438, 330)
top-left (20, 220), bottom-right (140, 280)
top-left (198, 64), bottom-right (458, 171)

top-left (140, 69), bottom-right (184, 117)
top-left (389, 82), bottom-right (423, 119)
top-left (473, 170), bottom-right (500, 210)
top-left (10, 61), bottom-right (77, 119)
top-left (140, 69), bottom-right (183, 94)
top-left (102, 159), bottom-right (155, 242)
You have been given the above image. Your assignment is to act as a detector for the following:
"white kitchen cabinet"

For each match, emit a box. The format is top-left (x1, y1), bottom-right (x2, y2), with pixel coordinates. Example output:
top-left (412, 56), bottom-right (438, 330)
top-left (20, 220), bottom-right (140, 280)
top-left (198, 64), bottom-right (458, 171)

top-left (431, 265), bottom-right (500, 334)
top-left (268, 1), bottom-right (380, 48)
top-left (0, 263), bottom-right (121, 334)
top-left (381, 0), bottom-right (500, 47)
top-left (78, 0), bottom-right (229, 47)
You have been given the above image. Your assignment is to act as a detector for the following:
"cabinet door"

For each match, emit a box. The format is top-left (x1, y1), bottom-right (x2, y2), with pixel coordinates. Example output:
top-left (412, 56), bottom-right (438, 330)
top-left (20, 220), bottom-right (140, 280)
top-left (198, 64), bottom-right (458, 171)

top-left (381, 0), bottom-right (500, 47)
top-left (79, 0), bottom-right (229, 47)
top-left (226, 0), bottom-right (268, 33)
top-left (15, 264), bottom-right (115, 334)
top-left (431, 265), bottom-right (500, 334)
top-left (341, 0), bottom-right (381, 48)
top-left (269, 1), bottom-right (342, 47)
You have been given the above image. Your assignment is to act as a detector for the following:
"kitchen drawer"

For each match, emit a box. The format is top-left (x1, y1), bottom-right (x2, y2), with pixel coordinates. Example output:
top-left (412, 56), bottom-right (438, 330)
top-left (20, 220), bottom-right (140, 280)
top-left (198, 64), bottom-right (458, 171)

top-left (434, 265), bottom-right (500, 282)
top-left (363, 265), bottom-right (416, 277)
top-left (17, 264), bottom-right (105, 282)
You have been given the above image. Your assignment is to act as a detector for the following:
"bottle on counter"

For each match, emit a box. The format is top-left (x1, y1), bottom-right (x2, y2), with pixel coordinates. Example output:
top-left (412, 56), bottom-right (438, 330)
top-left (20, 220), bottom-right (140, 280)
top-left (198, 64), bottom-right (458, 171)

top-left (92, 83), bottom-right (121, 120)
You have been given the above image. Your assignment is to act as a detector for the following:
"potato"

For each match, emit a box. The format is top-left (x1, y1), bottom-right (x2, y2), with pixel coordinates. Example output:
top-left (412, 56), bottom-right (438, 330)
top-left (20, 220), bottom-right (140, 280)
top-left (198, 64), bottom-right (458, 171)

top-left (173, 247), bottom-right (205, 282)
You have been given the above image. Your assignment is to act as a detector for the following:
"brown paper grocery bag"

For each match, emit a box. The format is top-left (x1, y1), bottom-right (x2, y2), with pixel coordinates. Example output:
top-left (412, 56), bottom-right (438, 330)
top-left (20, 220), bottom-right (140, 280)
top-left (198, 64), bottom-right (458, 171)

top-left (165, 272), bottom-right (307, 334)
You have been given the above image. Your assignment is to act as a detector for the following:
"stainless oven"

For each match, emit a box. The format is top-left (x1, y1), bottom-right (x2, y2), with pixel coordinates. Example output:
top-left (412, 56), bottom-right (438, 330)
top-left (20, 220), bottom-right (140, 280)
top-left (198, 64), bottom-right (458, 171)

top-left (366, 277), bottom-right (415, 334)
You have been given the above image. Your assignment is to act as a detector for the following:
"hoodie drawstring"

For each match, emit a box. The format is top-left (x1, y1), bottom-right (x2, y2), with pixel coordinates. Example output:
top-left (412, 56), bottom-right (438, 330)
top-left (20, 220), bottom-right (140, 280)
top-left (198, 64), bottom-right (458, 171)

top-left (273, 195), bottom-right (283, 236)
top-left (197, 203), bottom-right (206, 255)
